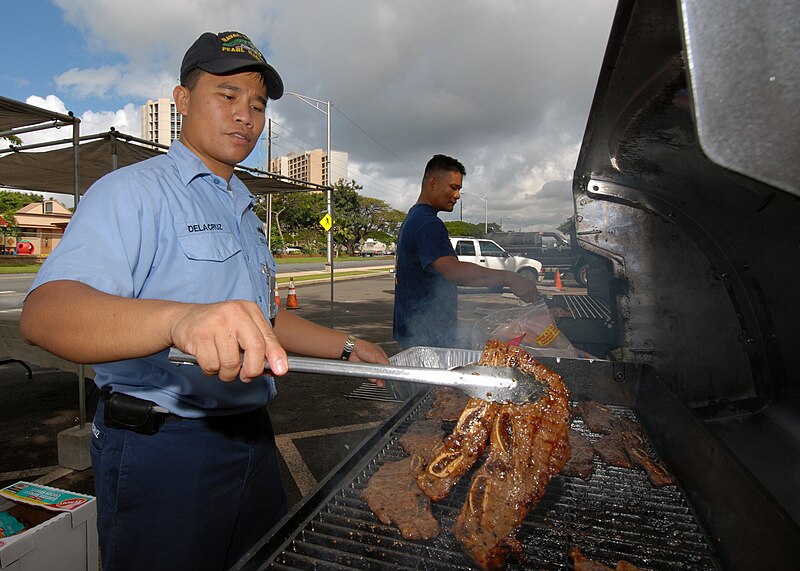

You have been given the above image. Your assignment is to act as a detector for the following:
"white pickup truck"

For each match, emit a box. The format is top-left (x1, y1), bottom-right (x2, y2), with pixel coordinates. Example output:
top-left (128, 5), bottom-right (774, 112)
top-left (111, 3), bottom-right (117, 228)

top-left (449, 236), bottom-right (542, 282)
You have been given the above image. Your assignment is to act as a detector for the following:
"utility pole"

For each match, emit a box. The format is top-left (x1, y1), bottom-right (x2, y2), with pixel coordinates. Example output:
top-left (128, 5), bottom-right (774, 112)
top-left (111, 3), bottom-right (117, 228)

top-left (266, 119), bottom-right (272, 250)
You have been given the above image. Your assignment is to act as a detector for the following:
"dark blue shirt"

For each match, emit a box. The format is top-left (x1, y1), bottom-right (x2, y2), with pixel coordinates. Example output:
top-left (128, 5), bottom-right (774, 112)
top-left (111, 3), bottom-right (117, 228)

top-left (393, 204), bottom-right (459, 348)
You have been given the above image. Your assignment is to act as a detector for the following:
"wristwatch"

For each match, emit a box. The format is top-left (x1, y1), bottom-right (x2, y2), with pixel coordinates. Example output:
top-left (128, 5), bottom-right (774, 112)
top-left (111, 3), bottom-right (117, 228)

top-left (340, 335), bottom-right (357, 361)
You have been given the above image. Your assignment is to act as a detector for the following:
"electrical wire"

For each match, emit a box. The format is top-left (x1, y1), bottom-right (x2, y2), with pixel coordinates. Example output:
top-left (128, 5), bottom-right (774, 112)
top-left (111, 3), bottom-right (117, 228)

top-left (332, 103), bottom-right (421, 176)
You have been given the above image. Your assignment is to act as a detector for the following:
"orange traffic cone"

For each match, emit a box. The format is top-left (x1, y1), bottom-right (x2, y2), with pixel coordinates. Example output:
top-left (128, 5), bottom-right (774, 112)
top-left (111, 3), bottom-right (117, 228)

top-left (286, 278), bottom-right (299, 309)
top-left (274, 288), bottom-right (281, 307)
top-left (554, 271), bottom-right (563, 290)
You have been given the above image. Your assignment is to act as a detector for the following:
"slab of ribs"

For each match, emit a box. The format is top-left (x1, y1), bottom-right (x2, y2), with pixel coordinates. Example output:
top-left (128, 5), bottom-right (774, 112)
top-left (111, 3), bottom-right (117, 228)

top-left (451, 340), bottom-right (572, 569)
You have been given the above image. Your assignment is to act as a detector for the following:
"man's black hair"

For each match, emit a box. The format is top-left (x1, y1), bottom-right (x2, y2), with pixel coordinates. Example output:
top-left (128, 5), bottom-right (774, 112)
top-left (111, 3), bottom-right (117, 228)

top-left (423, 154), bottom-right (466, 179)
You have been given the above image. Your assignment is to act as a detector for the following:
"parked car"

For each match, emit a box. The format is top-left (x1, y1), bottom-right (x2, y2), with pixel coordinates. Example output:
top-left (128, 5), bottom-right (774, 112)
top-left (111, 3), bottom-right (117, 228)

top-left (358, 238), bottom-right (387, 257)
top-left (486, 229), bottom-right (590, 286)
top-left (449, 236), bottom-right (542, 283)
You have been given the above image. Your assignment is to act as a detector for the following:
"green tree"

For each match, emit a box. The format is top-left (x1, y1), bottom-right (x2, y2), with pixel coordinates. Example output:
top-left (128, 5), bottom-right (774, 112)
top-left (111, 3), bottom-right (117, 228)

top-left (557, 216), bottom-right (575, 235)
top-left (1, 134), bottom-right (23, 147)
top-left (253, 179), bottom-right (407, 256)
top-left (444, 221), bottom-right (485, 237)
top-left (0, 190), bottom-right (45, 234)
top-left (331, 179), bottom-right (402, 255)
top-left (331, 180), bottom-right (368, 255)
top-left (382, 208), bottom-right (406, 237)
top-left (272, 191), bottom-right (326, 254)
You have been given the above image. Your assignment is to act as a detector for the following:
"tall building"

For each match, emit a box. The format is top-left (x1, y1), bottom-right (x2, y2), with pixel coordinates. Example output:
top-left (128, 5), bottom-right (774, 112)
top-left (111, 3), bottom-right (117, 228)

top-left (140, 98), bottom-right (181, 146)
top-left (269, 149), bottom-right (348, 186)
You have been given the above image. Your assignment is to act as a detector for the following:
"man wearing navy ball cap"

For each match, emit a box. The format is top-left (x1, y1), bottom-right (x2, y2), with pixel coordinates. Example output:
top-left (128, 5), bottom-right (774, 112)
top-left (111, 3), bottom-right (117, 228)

top-left (21, 31), bottom-right (389, 570)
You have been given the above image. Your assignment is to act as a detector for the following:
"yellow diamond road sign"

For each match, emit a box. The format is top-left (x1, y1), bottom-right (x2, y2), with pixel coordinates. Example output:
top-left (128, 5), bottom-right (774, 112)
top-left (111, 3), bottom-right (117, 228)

top-left (319, 213), bottom-right (332, 231)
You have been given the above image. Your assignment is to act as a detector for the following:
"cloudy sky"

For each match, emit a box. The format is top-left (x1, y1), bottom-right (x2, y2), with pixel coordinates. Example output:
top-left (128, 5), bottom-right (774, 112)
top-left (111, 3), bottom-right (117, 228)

top-left (4, 0), bottom-right (618, 231)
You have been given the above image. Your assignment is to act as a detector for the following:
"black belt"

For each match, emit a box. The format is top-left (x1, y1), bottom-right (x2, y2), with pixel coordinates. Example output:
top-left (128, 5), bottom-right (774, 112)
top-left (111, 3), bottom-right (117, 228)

top-left (101, 390), bottom-right (184, 435)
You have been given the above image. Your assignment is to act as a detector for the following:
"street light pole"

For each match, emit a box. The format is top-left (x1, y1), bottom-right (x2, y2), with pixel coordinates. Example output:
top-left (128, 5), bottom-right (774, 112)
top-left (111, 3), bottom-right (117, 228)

top-left (506, 216), bottom-right (523, 232)
top-left (461, 190), bottom-right (488, 234)
top-left (286, 91), bottom-right (335, 326)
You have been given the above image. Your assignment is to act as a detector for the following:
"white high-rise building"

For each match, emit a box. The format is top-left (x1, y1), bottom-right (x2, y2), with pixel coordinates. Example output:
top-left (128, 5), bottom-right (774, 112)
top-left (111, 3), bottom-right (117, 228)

top-left (269, 149), bottom-right (348, 186)
top-left (140, 98), bottom-right (181, 146)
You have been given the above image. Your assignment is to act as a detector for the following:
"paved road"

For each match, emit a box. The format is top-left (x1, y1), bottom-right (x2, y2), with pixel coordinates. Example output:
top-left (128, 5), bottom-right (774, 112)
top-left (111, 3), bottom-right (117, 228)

top-left (0, 274), bottom-right (33, 313)
top-left (0, 259), bottom-right (395, 312)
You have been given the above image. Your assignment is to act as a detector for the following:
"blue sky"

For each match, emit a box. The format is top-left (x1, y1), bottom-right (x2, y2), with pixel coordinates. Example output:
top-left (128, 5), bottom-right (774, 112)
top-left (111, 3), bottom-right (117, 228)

top-left (4, 2), bottom-right (94, 108)
top-left (2, 0), bottom-right (618, 229)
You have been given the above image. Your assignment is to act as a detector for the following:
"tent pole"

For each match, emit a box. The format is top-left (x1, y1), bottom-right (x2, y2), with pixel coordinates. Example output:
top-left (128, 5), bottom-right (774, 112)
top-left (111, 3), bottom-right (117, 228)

top-left (70, 114), bottom-right (88, 429)
top-left (327, 100), bottom-right (334, 329)
top-left (110, 128), bottom-right (118, 171)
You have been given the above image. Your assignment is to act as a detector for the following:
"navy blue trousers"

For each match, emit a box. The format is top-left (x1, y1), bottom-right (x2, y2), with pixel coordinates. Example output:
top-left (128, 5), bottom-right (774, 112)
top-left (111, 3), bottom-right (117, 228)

top-left (91, 399), bottom-right (287, 571)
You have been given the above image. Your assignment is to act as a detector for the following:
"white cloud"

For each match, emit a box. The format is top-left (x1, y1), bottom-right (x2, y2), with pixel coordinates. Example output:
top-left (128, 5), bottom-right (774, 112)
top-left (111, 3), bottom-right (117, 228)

top-left (19, 95), bottom-right (139, 146)
top-left (55, 66), bottom-right (124, 100)
top-left (80, 104), bottom-right (141, 136)
top-left (33, 0), bottom-right (617, 231)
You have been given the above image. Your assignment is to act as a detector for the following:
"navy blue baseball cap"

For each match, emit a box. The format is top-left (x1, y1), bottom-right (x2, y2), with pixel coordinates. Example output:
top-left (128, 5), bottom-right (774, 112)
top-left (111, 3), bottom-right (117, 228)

top-left (180, 31), bottom-right (284, 100)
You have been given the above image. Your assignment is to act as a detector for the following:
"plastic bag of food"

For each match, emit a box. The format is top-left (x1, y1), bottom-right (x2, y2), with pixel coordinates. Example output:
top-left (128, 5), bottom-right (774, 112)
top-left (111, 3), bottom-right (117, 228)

top-left (471, 300), bottom-right (593, 359)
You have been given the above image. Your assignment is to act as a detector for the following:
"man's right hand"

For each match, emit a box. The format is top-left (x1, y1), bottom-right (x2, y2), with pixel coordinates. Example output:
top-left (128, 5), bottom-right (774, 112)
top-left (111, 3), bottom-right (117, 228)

top-left (508, 273), bottom-right (540, 303)
top-left (21, 281), bottom-right (288, 381)
top-left (169, 299), bottom-right (287, 383)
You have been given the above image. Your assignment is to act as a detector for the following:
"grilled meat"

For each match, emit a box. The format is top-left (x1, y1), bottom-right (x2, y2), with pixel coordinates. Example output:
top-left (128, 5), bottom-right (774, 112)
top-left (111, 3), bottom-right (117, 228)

top-left (575, 400), bottom-right (618, 433)
top-left (588, 415), bottom-right (676, 485)
top-left (398, 419), bottom-right (445, 464)
top-left (417, 397), bottom-right (497, 501)
top-left (571, 545), bottom-right (615, 571)
top-left (593, 430), bottom-right (634, 468)
top-left (570, 546), bottom-right (643, 570)
top-left (362, 455), bottom-right (440, 540)
top-left (562, 429), bottom-right (596, 480)
top-left (454, 340), bottom-right (571, 570)
top-left (426, 387), bottom-right (471, 422)
top-left (617, 418), bottom-right (675, 487)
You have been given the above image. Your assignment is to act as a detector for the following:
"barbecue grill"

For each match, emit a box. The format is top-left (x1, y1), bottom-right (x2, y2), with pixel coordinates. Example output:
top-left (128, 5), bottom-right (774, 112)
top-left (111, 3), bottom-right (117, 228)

top-left (236, 0), bottom-right (799, 569)
top-left (234, 349), bottom-right (718, 570)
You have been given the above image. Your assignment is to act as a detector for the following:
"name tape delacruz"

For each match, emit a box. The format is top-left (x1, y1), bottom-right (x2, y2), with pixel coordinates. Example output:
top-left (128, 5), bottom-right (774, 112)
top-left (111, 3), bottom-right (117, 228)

top-left (187, 223), bottom-right (224, 233)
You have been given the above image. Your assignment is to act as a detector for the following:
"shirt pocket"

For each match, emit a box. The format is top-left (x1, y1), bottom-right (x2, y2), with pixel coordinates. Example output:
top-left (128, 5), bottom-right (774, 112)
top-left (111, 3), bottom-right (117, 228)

top-left (177, 232), bottom-right (242, 262)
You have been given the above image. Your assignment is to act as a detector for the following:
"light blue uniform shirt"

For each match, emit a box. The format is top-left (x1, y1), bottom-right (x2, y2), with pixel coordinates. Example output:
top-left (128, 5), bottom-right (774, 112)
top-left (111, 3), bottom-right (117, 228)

top-left (28, 141), bottom-right (278, 417)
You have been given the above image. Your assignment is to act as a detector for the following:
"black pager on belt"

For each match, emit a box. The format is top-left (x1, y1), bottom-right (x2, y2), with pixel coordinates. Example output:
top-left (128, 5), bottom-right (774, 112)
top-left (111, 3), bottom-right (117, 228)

top-left (103, 391), bottom-right (165, 435)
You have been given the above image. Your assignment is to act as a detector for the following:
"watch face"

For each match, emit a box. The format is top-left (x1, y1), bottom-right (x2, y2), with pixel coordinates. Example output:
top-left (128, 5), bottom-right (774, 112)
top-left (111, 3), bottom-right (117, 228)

top-left (341, 336), bottom-right (356, 359)
top-left (263, 263), bottom-right (278, 320)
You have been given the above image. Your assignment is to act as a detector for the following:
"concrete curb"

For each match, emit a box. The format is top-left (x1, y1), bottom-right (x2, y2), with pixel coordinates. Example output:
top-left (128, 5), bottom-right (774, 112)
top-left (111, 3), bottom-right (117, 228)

top-left (276, 267), bottom-right (393, 288)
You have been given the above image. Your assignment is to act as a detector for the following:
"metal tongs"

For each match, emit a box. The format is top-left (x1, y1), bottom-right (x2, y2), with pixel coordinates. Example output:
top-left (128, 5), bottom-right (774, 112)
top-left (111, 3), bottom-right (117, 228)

top-left (168, 348), bottom-right (545, 404)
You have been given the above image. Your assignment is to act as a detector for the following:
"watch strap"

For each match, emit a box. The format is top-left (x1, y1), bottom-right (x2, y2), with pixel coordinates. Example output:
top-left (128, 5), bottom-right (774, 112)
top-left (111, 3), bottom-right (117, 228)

top-left (340, 335), bottom-right (357, 361)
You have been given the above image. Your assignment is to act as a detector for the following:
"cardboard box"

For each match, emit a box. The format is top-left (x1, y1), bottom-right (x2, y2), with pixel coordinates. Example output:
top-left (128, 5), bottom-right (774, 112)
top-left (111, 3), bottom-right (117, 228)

top-left (0, 482), bottom-right (98, 570)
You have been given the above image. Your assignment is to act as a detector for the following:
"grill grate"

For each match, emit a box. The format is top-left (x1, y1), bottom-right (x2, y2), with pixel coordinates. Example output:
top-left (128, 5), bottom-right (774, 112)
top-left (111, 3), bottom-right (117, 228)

top-left (345, 382), bottom-right (403, 402)
top-left (255, 393), bottom-right (719, 570)
top-left (562, 294), bottom-right (611, 321)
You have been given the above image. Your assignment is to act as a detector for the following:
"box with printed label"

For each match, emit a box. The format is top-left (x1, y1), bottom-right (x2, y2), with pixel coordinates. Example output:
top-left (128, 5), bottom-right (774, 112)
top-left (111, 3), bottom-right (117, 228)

top-left (0, 482), bottom-right (97, 570)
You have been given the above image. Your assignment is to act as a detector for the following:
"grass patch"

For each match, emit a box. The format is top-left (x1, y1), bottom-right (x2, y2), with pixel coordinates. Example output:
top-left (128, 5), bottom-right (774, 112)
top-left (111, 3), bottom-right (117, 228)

top-left (0, 265), bottom-right (42, 274)
top-left (274, 255), bottom-right (392, 264)
top-left (277, 269), bottom-right (388, 284)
